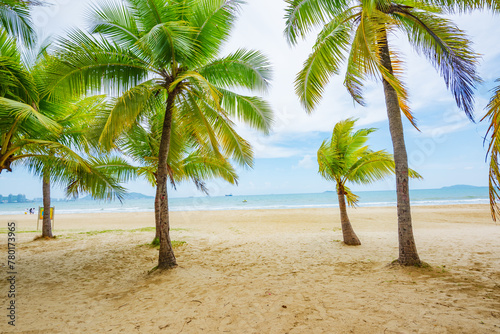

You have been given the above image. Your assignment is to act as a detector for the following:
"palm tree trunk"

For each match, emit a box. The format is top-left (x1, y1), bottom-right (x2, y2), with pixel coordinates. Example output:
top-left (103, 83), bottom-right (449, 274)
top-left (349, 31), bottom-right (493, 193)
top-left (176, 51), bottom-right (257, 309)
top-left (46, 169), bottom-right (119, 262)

top-left (337, 184), bottom-right (361, 245)
top-left (156, 93), bottom-right (177, 269)
top-left (153, 191), bottom-right (160, 244)
top-left (379, 29), bottom-right (421, 266)
top-left (42, 172), bottom-right (53, 238)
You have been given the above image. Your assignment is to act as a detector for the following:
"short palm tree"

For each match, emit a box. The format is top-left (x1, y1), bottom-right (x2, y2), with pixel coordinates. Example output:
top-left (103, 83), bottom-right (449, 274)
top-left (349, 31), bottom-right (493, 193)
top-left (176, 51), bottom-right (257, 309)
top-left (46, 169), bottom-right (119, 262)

top-left (119, 109), bottom-right (239, 243)
top-left (46, 0), bottom-right (273, 269)
top-left (318, 118), bottom-right (421, 245)
top-left (285, 0), bottom-right (479, 265)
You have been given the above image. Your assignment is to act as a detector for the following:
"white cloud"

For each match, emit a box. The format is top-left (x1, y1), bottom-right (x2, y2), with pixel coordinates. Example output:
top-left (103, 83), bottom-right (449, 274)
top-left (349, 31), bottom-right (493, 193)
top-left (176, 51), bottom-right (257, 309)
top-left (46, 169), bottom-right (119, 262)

top-left (294, 155), bottom-right (316, 170)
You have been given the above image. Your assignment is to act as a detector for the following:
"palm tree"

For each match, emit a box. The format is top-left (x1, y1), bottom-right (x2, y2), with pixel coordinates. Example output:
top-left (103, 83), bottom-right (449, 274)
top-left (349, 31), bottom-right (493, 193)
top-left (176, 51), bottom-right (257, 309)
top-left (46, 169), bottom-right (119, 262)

top-left (119, 109), bottom-right (239, 243)
top-left (483, 79), bottom-right (500, 221)
top-left (284, 0), bottom-right (479, 265)
top-left (1, 32), bottom-right (132, 238)
top-left (0, 30), bottom-right (65, 174)
top-left (20, 98), bottom-right (133, 238)
top-left (46, 0), bottom-right (273, 269)
top-left (318, 118), bottom-right (422, 245)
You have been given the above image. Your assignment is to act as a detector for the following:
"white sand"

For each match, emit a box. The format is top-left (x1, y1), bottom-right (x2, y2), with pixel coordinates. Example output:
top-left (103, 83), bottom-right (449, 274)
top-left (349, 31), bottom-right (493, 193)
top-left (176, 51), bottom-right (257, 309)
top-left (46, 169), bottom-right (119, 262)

top-left (0, 205), bottom-right (499, 333)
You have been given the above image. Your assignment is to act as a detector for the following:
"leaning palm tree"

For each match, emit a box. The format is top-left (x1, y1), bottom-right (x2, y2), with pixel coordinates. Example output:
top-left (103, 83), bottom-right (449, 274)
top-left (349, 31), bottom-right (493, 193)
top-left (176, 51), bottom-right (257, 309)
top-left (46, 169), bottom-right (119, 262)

top-left (119, 109), bottom-right (239, 243)
top-left (284, 0), bottom-right (479, 265)
top-left (46, 0), bottom-right (273, 269)
top-left (318, 118), bottom-right (422, 245)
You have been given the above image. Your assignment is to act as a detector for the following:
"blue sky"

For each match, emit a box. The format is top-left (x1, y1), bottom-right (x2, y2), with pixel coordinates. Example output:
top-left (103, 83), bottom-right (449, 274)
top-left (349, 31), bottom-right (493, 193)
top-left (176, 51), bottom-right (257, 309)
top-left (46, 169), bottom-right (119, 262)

top-left (0, 0), bottom-right (497, 199)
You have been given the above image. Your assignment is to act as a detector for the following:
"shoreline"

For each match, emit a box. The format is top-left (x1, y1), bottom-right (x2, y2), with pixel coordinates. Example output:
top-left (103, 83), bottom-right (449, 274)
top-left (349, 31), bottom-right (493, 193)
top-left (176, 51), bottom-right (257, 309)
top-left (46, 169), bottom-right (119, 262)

top-left (0, 201), bottom-right (493, 217)
top-left (1, 204), bottom-right (494, 235)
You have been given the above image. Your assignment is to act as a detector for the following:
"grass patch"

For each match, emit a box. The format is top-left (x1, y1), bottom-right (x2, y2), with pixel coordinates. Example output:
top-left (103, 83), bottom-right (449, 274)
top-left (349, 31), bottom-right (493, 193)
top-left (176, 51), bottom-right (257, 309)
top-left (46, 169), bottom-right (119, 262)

top-left (0, 229), bottom-right (41, 234)
top-left (79, 227), bottom-right (188, 235)
top-left (78, 229), bottom-right (125, 236)
top-left (1, 226), bottom-right (189, 236)
top-left (142, 240), bottom-right (186, 249)
top-left (390, 259), bottom-right (431, 268)
top-left (33, 235), bottom-right (57, 241)
top-left (77, 227), bottom-right (188, 236)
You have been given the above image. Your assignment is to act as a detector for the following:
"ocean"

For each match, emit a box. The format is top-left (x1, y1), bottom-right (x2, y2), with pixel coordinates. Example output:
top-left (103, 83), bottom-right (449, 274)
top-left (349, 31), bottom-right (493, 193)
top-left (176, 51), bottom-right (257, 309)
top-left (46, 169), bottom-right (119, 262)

top-left (0, 186), bottom-right (489, 215)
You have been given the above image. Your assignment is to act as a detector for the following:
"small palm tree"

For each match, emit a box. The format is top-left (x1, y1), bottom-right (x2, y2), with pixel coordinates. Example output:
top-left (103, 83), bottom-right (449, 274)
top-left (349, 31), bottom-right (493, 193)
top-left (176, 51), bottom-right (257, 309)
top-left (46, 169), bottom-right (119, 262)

top-left (284, 0), bottom-right (479, 265)
top-left (119, 110), bottom-right (239, 243)
top-left (46, 0), bottom-right (273, 269)
top-left (318, 119), bottom-right (422, 245)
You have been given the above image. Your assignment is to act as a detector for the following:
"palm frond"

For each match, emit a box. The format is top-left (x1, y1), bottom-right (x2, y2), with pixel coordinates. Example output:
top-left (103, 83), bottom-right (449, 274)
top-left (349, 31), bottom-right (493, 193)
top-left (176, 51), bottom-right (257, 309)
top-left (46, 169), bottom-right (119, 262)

top-left (296, 12), bottom-right (353, 112)
top-left (99, 79), bottom-right (161, 150)
top-left (393, 6), bottom-right (480, 120)
top-left (46, 30), bottom-right (151, 98)
top-left (189, 0), bottom-right (244, 63)
top-left (284, 0), bottom-right (349, 44)
top-left (198, 48), bottom-right (272, 93)
top-left (87, 0), bottom-right (141, 47)
top-left (0, 0), bottom-right (36, 46)
top-left (218, 87), bottom-right (273, 134)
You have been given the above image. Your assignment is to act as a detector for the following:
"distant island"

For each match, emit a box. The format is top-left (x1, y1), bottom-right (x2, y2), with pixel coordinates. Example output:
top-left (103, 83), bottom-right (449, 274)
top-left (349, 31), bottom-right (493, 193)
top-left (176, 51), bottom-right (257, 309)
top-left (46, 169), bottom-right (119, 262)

top-left (322, 184), bottom-right (486, 194)
top-left (440, 185), bottom-right (485, 190)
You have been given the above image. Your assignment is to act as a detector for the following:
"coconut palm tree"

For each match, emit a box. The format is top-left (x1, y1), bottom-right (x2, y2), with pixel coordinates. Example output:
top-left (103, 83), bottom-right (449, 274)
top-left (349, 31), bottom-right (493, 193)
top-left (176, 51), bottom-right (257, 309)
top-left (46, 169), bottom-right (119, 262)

top-left (46, 0), bottom-right (273, 269)
top-left (119, 109), bottom-right (239, 243)
top-left (284, 0), bottom-right (479, 265)
top-left (1, 32), bottom-right (133, 238)
top-left (318, 118), bottom-right (422, 245)
top-left (0, 29), bottom-right (66, 174)
top-left (20, 97), bottom-right (134, 238)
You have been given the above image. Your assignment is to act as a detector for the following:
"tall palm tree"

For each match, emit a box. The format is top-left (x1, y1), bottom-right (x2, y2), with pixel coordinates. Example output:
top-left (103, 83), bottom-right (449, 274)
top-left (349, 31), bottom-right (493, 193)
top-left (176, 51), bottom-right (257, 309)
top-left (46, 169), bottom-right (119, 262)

top-left (46, 0), bottom-right (273, 269)
top-left (318, 118), bottom-right (421, 245)
top-left (284, 0), bottom-right (479, 265)
top-left (119, 109), bottom-right (239, 243)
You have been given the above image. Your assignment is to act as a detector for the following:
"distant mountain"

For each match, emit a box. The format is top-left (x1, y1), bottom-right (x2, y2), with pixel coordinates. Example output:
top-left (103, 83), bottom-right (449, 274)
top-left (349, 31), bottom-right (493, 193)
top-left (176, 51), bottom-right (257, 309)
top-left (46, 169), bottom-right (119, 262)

top-left (80, 192), bottom-right (154, 200)
top-left (123, 192), bottom-right (154, 199)
top-left (440, 185), bottom-right (485, 190)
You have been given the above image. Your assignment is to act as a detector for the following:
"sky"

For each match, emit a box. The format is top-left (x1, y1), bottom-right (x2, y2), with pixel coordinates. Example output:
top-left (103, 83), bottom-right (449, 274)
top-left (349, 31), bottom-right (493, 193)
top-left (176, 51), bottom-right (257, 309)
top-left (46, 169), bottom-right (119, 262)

top-left (0, 0), bottom-right (499, 199)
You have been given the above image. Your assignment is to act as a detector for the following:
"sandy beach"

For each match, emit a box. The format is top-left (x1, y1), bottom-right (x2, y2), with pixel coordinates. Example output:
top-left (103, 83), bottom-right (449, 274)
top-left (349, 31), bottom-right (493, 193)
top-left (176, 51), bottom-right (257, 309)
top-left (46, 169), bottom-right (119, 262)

top-left (1, 204), bottom-right (499, 333)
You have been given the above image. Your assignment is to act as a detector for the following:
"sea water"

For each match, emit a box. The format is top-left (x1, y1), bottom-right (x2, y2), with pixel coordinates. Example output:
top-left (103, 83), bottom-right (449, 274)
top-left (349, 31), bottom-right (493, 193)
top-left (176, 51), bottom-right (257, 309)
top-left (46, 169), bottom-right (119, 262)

top-left (0, 186), bottom-right (489, 215)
